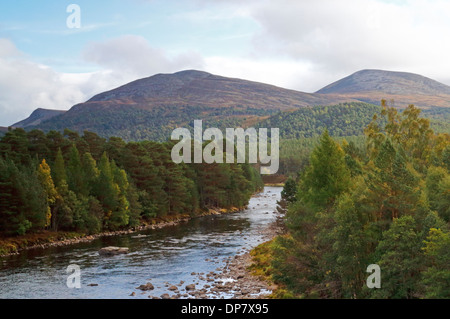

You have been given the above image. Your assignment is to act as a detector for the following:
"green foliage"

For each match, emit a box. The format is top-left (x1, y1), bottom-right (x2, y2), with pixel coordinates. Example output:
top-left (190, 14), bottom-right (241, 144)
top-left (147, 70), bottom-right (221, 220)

top-left (371, 215), bottom-right (425, 299)
top-left (281, 177), bottom-right (297, 203)
top-left (256, 102), bottom-right (385, 139)
top-left (263, 103), bottom-right (450, 299)
top-left (421, 228), bottom-right (450, 298)
top-left (0, 158), bottom-right (45, 235)
top-left (298, 130), bottom-right (351, 209)
top-left (332, 193), bottom-right (369, 298)
top-left (0, 128), bottom-right (262, 236)
top-left (33, 105), bottom-right (279, 142)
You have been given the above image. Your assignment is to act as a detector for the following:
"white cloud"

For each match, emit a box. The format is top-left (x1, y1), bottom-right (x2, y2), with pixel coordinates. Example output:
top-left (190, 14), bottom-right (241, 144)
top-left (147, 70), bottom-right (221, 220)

top-left (2, 1), bottom-right (450, 126)
top-left (247, 0), bottom-right (450, 90)
top-left (204, 55), bottom-right (317, 91)
top-left (0, 39), bottom-right (93, 126)
top-left (0, 35), bottom-right (206, 126)
top-left (82, 35), bottom-right (205, 81)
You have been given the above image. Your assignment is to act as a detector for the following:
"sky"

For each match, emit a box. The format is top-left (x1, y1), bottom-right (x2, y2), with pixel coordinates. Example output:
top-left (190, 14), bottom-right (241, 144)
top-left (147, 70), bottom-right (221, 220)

top-left (1, 0), bottom-right (450, 126)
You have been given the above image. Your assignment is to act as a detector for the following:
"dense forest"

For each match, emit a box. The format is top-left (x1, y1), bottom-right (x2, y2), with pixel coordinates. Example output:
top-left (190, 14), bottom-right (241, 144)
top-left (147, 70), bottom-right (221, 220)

top-left (274, 103), bottom-right (450, 176)
top-left (0, 128), bottom-right (263, 237)
top-left (278, 135), bottom-right (366, 176)
top-left (28, 104), bottom-right (279, 142)
top-left (258, 102), bottom-right (450, 140)
top-left (254, 103), bottom-right (450, 298)
top-left (256, 102), bottom-right (385, 139)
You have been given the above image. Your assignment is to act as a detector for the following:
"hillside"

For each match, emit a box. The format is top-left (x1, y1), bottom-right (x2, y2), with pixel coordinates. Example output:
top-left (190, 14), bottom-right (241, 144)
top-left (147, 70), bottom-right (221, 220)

top-left (28, 70), bottom-right (355, 141)
top-left (316, 69), bottom-right (450, 107)
top-left (257, 102), bottom-right (450, 139)
top-left (256, 102), bottom-right (383, 139)
top-left (15, 69), bottom-right (450, 141)
top-left (12, 108), bottom-right (66, 128)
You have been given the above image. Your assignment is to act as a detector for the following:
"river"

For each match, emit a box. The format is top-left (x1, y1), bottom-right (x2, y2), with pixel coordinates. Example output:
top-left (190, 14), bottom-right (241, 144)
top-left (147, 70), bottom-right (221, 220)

top-left (0, 186), bottom-right (281, 299)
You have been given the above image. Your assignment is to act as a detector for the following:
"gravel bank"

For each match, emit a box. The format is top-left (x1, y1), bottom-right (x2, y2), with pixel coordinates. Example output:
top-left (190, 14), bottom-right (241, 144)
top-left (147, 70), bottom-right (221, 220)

top-left (142, 211), bottom-right (285, 299)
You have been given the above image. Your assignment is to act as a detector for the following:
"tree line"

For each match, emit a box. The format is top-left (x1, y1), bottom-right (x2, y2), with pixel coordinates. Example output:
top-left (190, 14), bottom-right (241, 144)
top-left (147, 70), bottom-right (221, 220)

top-left (272, 103), bottom-right (450, 177)
top-left (257, 102), bottom-right (450, 140)
top-left (269, 102), bottom-right (450, 298)
top-left (0, 128), bottom-right (263, 236)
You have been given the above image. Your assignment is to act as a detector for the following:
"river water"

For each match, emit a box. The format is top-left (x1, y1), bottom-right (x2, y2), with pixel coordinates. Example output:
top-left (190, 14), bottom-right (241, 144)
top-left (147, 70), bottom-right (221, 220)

top-left (0, 186), bottom-right (281, 299)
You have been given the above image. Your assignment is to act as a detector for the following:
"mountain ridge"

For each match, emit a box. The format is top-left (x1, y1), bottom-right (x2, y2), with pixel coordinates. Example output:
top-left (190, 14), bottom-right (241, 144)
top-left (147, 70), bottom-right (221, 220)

top-left (315, 69), bottom-right (450, 107)
top-left (316, 69), bottom-right (450, 95)
top-left (12, 108), bottom-right (66, 128)
top-left (13, 69), bottom-right (450, 141)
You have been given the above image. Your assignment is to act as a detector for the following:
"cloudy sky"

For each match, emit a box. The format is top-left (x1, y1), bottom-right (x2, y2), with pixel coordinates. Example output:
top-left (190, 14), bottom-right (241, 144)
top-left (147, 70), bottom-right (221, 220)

top-left (1, 0), bottom-right (450, 126)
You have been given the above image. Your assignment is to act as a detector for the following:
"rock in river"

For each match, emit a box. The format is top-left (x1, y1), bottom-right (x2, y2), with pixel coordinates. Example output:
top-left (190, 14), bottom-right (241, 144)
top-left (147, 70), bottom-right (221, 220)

top-left (98, 246), bottom-right (129, 256)
top-left (185, 284), bottom-right (196, 291)
top-left (136, 282), bottom-right (155, 291)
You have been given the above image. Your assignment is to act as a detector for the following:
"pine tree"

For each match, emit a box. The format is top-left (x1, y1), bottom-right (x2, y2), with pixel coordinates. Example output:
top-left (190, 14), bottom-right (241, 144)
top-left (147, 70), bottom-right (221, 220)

top-left (332, 193), bottom-right (368, 298)
top-left (37, 159), bottom-right (57, 229)
top-left (0, 158), bottom-right (33, 235)
top-left (367, 140), bottom-right (420, 221)
top-left (298, 129), bottom-right (351, 209)
top-left (281, 177), bottom-right (297, 203)
top-left (371, 215), bottom-right (425, 299)
top-left (82, 131), bottom-right (106, 160)
top-left (110, 160), bottom-right (130, 228)
top-left (422, 228), bottom-right (450, 298)
top-left (0, 128), bottom-right (31, 165)
top-left (126, 182), bottom-right (142, 227)
top-left (67, 144), bottom-right (84, 194)
top-left (52, 148), bottom-right (67, 189)
top-left (27, 129), bottom-right (51, 161)
top-left (93, 152), bottom-right (127, 229)
top-left (81, 152), bottom-right (99, 196)
top-left (122, 142), bottom-right (166, 216)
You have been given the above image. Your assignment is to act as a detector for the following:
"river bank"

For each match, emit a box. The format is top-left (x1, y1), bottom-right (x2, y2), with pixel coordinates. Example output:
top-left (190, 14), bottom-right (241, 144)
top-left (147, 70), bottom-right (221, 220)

top-left (1, 186), bottom-right (283, 299)
top-left (0, 206), bottom-right (242, 258)
top-left (139, 192), bottom-right (286, 299)
top-left (208, 215), bottom-right (285, 299)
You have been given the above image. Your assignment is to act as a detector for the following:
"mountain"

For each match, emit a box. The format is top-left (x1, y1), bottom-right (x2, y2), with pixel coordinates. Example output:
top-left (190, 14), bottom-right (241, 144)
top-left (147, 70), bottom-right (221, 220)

top-left (316, 69), bottom-right (450, 107)
top-left (16, 69), bottom-right (450, 141)
top-left (25, 70), bottom-right (356, 141)
top-left (12, 108), bottom-right (66, 128)
top-left (87, 69), bottom-right (350, 109)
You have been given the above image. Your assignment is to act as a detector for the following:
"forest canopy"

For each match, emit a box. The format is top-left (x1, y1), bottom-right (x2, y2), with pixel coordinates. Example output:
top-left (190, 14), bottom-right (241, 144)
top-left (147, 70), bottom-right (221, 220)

top-left (266, 103), bottom-right (450, 299)
top-left (0, 128), bottom-right (263, 236)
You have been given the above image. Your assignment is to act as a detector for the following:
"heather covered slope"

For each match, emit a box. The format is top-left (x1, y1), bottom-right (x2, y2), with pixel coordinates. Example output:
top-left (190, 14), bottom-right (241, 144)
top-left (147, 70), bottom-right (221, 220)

top-left (16, 69), bottom-right (450, 141)
top-left (316, 69), bottom-right (450, 107)
top-left (21, 70), bottom-right (357, 141)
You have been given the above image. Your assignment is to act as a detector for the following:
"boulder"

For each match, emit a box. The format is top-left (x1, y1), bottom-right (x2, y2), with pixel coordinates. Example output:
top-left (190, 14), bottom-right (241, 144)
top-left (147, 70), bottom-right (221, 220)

top-left (136, 282), bottom-right (155, 291)
top-left (185, 284), bottom-right (196, 291)
top-left (98, 246), bottom-right (129, 256)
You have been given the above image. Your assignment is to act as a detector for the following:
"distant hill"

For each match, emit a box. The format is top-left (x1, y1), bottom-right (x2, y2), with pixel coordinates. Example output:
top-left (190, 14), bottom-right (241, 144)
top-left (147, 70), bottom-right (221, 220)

top-left (27, 70), bottom-right (355, 141)
top-left (15, 69), bottom-right (450, 141)
top-left (87, 69), bottom-right (350, 109)
top-left (316, 69), bottom-right (450, 107)
top-left (12, 108), bottom-right (66, 128)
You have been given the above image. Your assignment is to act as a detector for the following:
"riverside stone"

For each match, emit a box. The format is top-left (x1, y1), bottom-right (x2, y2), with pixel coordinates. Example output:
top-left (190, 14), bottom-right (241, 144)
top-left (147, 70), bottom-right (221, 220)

top-left (185, 284), bottom-right (196, 291)
top-left (136, 282), bottom-right (154, 291)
